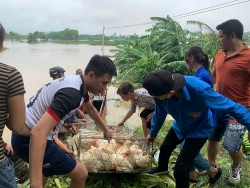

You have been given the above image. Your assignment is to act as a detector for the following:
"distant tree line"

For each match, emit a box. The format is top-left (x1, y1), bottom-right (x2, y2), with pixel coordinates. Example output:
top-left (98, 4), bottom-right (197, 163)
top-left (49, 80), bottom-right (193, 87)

top-left (5, 28), bottom-right (130, 43)
top-left (47, 28), bottom-right (79, 41)
top-left (5, 32), bottom-right (23, 41)
top-left (78, 33), bottom-right (129, 41)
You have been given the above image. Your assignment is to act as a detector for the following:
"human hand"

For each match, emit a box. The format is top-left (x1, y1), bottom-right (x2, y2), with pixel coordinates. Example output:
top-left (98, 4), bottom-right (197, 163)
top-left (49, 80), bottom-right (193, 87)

top-left (5, 144), bottom-right (14, 155)
top-left (146, 113), bottom-right (153, 122)
top-left (117, 121), bottom-right (124, 126)
top-left (73, 118), bottom-right (87, 124)
top-left (103, 129), bottom-right (113, 142)
top-left (78, 112), bottom-right (85, 119)
top-left (69, 123), bottom-right (77, 135)
top-left (147, 134), bottom-right (155, 143)
top-left (66, 149), bottom-right (76, 158)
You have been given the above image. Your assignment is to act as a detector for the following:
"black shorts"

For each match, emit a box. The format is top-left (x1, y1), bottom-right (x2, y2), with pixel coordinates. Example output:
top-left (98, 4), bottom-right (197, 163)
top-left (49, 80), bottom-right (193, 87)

top-left (11, 133), bottom-right (76, 177)
top-left (140, 108), bottom-right (155, 129)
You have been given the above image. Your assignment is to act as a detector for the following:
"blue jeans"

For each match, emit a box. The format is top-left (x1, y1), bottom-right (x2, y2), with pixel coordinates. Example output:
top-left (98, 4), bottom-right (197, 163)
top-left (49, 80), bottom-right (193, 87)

top-left (0, 157), bottom-right (17, 188)
top-left (180, 141), bottom-right (211, 172)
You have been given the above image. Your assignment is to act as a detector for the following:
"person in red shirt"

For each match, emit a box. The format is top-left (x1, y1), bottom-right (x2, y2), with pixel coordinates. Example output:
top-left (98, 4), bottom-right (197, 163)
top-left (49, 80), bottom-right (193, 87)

top-left (208, 19), bottom-right (250, 184)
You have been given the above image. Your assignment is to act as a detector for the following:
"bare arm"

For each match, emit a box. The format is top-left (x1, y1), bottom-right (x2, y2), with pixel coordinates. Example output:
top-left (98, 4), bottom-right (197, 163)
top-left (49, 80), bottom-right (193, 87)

top-left (83, 102), bottom-right (112, 141)
top-left (29, 112), bottom-right (58, 188)
top-left (54, 133), bottom-right (74, 156)
top-left (6, 94), bottom-right (26, 134)
top-left (75, 108), bottom-right (85, 119)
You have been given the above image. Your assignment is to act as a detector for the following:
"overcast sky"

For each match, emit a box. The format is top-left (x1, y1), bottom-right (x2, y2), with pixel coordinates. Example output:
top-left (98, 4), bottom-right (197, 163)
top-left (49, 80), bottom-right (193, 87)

top-left (1, 0), bottom-right (250, 36)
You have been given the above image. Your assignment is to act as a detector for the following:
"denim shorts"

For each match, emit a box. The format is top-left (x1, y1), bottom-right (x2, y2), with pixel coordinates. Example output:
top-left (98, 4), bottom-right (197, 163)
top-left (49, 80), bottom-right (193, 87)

top-left (0, 157), bottom-right (17, 188)
top-left (12, 133), bottom-right (77, 177)
top-left (208, 110), bottom-right (248, 152)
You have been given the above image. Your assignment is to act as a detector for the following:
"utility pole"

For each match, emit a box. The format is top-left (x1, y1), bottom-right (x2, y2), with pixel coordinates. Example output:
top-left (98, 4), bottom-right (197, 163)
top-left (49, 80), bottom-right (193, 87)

top-left (102, 25), bottom-right (105, 55)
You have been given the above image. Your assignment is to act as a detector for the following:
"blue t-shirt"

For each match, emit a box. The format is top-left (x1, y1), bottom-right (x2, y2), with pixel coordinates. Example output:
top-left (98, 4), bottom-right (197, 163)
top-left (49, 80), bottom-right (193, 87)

top-left (194, 66), bottom-right (216, 125)
top-left (194, 66), bottom-right (213, 88)
top-left (150, 76), bottom-right (250, 139)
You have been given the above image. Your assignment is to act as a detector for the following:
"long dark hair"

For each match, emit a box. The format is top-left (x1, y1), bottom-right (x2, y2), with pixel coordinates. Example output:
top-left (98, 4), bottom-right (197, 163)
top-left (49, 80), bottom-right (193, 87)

top-left (185, 46), bottom-right (210, 71)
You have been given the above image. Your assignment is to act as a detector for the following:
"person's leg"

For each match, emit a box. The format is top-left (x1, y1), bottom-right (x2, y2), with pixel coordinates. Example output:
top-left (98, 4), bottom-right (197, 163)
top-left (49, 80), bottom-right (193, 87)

top-left (148, 127), bottom-right (183, 174)
top-left (0, 157), bottom-right (17, 188)
top-left (43, 141), bottom-right (88, 188)
top-left (193, 152), bottom-right (211, 172)
top-left (180, 140), bottom-right (198, 182)
top-left (174, 137), bottom-right (207, 188)
top-left (207, 141), bottom-right (220, 165)
top-left (140, 109), bottom-right (154, 137)
top-left (146, 121), bottom-right (151, 136)
top-left (193, 152), bottom-right (221, 181)
top-left (43, 176), bottom-right (49, 187)
top-left (66, 162), bottom-right (88, 188)
top-left (229, 150), bottom-right (243, 167)
top-left (223, 114), bottom-right (247, 184)
top-left (141, 117), bottom-right (148, 137)
top-left (207, 113), bottom-right (228, 166)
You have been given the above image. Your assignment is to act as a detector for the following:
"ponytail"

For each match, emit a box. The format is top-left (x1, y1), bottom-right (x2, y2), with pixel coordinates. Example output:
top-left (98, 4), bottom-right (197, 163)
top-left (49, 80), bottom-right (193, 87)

top-left (185, 46), bottom-right (211, 72)
top-left (202, 53), bottom-right (210, 72)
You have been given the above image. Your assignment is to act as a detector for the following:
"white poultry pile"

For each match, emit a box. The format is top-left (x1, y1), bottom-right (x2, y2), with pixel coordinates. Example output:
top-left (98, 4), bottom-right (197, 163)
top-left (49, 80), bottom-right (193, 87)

top-left (66, 134), bottom-right (151, 173)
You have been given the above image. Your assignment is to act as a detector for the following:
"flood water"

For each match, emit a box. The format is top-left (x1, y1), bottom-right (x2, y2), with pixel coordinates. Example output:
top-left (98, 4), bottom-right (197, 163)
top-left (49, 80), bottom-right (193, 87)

top-left (1, 41), bottom-right (143, 143)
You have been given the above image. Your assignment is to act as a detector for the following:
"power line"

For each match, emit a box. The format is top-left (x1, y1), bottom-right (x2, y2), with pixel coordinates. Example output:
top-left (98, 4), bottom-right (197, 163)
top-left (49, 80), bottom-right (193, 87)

top-left (106, 22), bottom-right (153, 29)
top-left (105, 0), bottom-right (250, 29)
top-left (173, 0), bottom-right (250, 19)
top-left (172, 0), bottom-right (240, 18)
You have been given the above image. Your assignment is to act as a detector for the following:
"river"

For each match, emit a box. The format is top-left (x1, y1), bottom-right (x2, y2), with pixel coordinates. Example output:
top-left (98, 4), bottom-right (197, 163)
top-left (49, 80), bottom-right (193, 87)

top-left (1, 41), bottom-right (143, 143)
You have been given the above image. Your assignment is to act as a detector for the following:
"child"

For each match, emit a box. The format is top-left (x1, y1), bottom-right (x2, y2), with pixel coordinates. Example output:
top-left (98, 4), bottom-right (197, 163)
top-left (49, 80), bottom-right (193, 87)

top-left (117, 82), bottom-right (155, 137)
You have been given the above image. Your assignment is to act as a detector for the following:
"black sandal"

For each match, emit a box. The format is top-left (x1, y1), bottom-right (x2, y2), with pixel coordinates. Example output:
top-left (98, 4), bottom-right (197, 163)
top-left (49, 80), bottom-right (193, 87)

top-left (209, 168), bottom-right (222, 184)
top-left (189, 178), bottom-right (199, 183)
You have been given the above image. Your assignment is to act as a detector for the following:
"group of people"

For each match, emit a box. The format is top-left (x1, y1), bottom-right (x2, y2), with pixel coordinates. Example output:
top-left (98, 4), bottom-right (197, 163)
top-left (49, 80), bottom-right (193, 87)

top-left (1, 18), bottom-right (250, 188)
top-left (115, 19), bottom-right (250, 188)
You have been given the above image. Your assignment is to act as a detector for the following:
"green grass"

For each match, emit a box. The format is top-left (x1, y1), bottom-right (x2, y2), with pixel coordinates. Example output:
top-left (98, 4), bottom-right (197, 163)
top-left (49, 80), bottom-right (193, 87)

top-left (20, 121), bottom-right (250, 188)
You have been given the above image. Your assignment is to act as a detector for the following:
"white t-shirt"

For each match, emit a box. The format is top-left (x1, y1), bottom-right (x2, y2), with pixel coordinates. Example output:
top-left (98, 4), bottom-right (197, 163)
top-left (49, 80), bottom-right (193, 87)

top-left (25, 75), bottom-right (89, 140)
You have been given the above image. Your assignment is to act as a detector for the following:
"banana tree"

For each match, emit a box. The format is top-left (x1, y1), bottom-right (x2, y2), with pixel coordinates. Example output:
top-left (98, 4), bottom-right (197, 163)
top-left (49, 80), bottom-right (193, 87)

top-left (111, 35), bottom-right (169, 83)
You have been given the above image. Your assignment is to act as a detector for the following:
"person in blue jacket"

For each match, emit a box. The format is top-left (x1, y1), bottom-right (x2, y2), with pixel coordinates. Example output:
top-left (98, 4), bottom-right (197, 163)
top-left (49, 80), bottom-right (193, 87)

top-left (142, 69), bottom-right (250, 188)
top-left (182, 46), bottom-right (220, 183)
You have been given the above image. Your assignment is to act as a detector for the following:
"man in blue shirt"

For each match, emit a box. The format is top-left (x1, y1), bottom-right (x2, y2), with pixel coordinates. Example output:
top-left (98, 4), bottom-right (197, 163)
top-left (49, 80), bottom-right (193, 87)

top-left (142, 69), bottom-right (250, 188)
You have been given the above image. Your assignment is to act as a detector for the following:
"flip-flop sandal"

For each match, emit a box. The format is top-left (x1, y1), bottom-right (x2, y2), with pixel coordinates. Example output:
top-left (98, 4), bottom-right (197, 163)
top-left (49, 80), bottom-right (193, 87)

top-left (209, 168), bottom-right (222, 184)
top-left (189, 178), bottom-right (199, 183)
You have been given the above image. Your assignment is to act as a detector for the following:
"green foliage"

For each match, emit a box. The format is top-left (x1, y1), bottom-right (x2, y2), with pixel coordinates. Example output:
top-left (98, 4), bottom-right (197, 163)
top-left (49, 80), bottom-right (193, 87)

top-left (6, 31), bottom-right (22, 41)
top-left (112, 16), bottom-right (221, 82)
top-left (34, 31), bottom-right (48, 41)
top-left (27, 33), bottom-right (38, 43)
top-left (47, 28), bottom-right (79, 41)
top-left (243, 31), bottom-right (250, 45)
top-left (45, 176), bottom-right (71, 188)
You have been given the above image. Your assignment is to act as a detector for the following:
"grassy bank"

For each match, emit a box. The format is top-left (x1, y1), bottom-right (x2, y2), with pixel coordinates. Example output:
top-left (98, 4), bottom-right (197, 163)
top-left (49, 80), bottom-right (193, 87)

top-left (51, 40), bottom-right (123, 46)
top-left (19, 121), bottom-right (250, 188)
